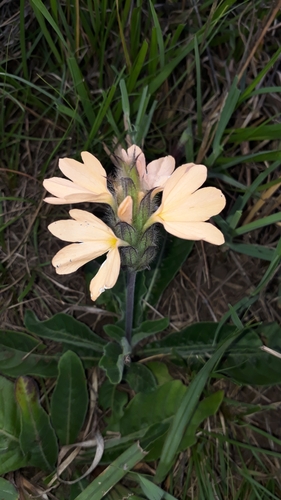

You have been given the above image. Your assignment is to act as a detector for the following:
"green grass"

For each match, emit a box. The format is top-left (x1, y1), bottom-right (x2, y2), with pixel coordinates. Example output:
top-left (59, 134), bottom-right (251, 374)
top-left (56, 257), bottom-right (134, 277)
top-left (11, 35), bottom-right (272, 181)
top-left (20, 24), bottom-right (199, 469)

top-left (0, 0), bottom-right (281, 498)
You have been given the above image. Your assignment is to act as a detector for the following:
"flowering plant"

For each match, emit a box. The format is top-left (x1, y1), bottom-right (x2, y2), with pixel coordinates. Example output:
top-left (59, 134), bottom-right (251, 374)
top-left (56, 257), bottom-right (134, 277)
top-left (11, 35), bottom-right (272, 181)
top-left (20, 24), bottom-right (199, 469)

top-left (44, 145), bottom-right (226, 308)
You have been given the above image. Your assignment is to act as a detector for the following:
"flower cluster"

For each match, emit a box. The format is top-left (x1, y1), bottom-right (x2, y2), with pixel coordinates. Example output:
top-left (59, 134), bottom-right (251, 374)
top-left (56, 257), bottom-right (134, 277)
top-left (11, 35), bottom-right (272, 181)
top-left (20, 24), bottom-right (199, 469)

top-left (44, 145), bottom-right (226, 300)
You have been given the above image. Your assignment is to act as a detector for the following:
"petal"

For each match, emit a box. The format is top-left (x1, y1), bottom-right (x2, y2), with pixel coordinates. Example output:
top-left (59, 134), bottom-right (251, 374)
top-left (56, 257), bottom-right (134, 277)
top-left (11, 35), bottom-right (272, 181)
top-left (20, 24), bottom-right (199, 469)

top-left (122, 145), bottom-right (145, 164)
top-left (43, 178), bottom-right (91, 198)
top-left (160, 188), bottom-right (226, 222)
top-left (146, 155), bottom-right (176, 178)
top-left (52, 242), bottom-right (109, 274)
top-left (162, 164), bottom-right (207, 205)
top-left (43, 178), bottom-right (111, 204)
top-left (117, 195), bottom-right (133, 224)
top-left (48, 209), bottom-right (117, 243)
top-left (59, 152), bottom-right (108, 195)
top-left (122, 145), bottom-right (146, 176)
top-left (90, 248), bottom-right (121, 301)
top-left (161, 220), bottom-right (225, 245)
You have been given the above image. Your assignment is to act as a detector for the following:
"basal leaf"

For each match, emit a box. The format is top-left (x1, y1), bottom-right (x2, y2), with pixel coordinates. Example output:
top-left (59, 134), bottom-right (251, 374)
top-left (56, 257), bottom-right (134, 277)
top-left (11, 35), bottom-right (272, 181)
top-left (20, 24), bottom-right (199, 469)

top-left (0, 478), bottom-right (19, 500)
top-left (0, 376), bottom-right (28, 474)
top-left (24, 310), bottom-right (106, 352)
top-left (124, 363), bottom-right (157, 393)
top-left (132, 318), bottom-right (169, 347)
top-left (99, 340), bottom-right (131, 384)
top-left (119, 380), bottom-right (186, 435)
top-left (0, 343), bottom-right (58, 378)
top-left (15, 377), bottom-right (58, 471)
top-left (51, 351), bottom-right (89, 445)
top-left (143, 322), bottom-right (281, 385)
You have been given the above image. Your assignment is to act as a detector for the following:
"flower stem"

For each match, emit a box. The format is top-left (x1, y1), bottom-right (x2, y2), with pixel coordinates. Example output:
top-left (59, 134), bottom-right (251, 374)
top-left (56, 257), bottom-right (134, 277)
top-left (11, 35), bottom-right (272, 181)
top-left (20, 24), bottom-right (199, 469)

top-left (125, 271), bottom-right (136, 345)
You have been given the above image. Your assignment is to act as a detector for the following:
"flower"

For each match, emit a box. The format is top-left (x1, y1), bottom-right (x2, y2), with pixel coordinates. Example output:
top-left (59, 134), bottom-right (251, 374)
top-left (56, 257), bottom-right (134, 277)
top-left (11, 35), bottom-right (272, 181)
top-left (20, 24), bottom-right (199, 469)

top-left (145, 163), bottom-right (226, 245)
top-left (43, 152), bottom-right (114, 207)
top-left (120, 145), bottom-right (175, 191)
top-left (48, 209), bottom-right (128, 300)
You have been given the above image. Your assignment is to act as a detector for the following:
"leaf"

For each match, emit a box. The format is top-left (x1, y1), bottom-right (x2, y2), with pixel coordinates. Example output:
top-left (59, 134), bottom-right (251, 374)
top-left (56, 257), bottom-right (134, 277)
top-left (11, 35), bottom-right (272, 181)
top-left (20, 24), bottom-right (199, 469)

top-left (15, 377), bottom-right (58, 471)
top-left (98, 380), bottom-right (128, 429)
top-left (144, 233), bottom-right (193, 307)
top-left (124, 363), bottom-right (157, 393)
top-left (132, 318), bottom-right (170, 348)
top-left (142, 322), bottom-right (281, 385)
top-left (180, 390), bottom-right (224, 449)
top-left (136, 475), bottom-right (178, 500)
top-left (0, 479), bottom-right (19, 500)
top-left (25, 310), bottom-right (106, 352)
top-left (0, 331), bottom-right (58, 378)
top-left (155, 332), bottom-right (242, 482)
top-left (50, 351), bottom-right (89, 445)
top-left (103, 324), bottom-right (125, 342)
top-left (0, 376), bottom-right (28, 475)
top-left (99, 339), bottom-right (131, 384)
top-left (145, 362), bottom-right (173, 385)
top-left (73, 442), bottom-right (147, 500)
top-left (119, 380), bottom-right (186, 435)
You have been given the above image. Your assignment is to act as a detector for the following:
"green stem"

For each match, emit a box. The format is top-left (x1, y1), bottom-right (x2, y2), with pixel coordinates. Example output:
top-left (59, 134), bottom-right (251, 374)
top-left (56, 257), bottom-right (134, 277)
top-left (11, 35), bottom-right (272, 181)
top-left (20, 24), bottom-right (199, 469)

top-left (125, 271), bottom-right (136, 345)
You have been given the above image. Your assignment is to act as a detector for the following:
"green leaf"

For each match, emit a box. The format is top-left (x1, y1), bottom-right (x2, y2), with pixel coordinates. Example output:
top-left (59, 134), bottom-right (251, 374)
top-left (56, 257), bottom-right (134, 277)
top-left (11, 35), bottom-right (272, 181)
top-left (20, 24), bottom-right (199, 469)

top-left (0, 479), bottom-right (19, 500)
top-left (155, 333), bottom-right (240, 482)
top-left (142, 322), bottom-right (281, 385)
top-left (0, 376), bottom-right (28, 474)
top-left (207, 76), bottom-right (241, 166)
top-left (119, 380), bottom-right (186, 436)
top-left (98, 380), bottom-right (128, 428)
top-left (135, 475), bottom-right (178, 500)
top-left (138, 475), bottom-right (165, 500)
top-left (73, 442), bottom-right (147, 500)
top-left (146, 391), bottom-right (224, 462)
top-left (15, 377), bottom-right (58, 471)
top-left (180, 391), bottom-right (224, 449)
top-left (103, 324), bottom-right (125, 342)
top-left (132, 318), bottom-right (169, 347)
top-left (124, 363), bottom-right (157, 393)
top-left (50, 351), bottom-right (89, 445)
top-left (145, 362), bottom-right (173, 386)
top-left (99, 339), bottom-right (131, 384)
top-left (144, 234), bottom-right (193, 307)
top-left (25, 310), bottom-right (106, 352)
top-left (0, 331), bottom-right (58, 378)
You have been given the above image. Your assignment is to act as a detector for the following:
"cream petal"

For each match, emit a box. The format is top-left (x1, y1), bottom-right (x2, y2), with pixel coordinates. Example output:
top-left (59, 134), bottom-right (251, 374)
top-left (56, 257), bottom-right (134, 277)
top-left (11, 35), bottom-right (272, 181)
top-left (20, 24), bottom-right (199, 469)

top-left (122, 145), bottom-right (146, 176)
top-left (43, 178), bottom-right (91, 198)
top-left (59, 153), bottom-right (108, 194)
top-left (48, 220), bottom-right (117, 244)
top-left (160, 188), bottom-right (226, 222)
top-left (145, 155), bottom-right (175, 187)
top-left (69, 209), bottom-right (115, 232)
top-left (117, 195), bottom-right (133, 224)
top-left (162, 164), bottom-right (207, 204)
top-left (90, 248), bottom-right (121, 301)
top-left (161, 220), bottom-right (225, 245)
top-left (52, 242), bottom-right (110, 274)
top-left (44, 194), bottom-right (110, 205)
top-left (146, 155), bottom-right (176, 178)
top-left (48, 209), bottom-right (117, 242)
top-left (122, 145), bottom-right (144, 162)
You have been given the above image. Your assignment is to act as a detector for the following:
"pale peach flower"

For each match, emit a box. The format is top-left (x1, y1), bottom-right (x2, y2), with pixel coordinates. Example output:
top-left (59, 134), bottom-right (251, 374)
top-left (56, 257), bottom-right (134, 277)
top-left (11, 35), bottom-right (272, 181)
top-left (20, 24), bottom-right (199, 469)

top-left (117, 195), bottom-right (133, 224)
top-left (145, 164), bottom-right (226, 245)
top-left (43, 152), bottom-right (114, 207)
top-left (48, 209), bottom-right (128, 300)
top-left (120, 145), bottom-right (175, 191)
